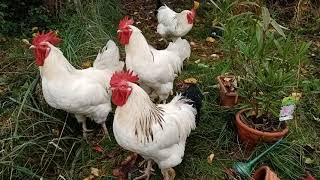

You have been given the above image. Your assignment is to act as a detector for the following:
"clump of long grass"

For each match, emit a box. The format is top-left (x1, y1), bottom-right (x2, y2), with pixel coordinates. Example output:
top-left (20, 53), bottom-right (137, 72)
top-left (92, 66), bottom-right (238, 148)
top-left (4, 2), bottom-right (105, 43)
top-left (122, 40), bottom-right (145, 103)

top-left (0, 0), bottom-right (121, 179)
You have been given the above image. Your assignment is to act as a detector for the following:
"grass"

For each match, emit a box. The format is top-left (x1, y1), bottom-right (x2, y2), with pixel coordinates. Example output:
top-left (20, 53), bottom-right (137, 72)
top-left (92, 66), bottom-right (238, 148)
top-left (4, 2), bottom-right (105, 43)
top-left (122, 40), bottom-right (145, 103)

top-left (0, 0), bottom-right (320, 179)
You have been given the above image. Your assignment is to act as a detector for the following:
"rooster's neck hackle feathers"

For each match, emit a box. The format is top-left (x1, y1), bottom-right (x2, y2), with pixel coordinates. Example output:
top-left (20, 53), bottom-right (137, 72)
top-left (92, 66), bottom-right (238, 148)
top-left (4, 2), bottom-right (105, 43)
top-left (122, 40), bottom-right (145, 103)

top-left (115, 83), bottom-right (164, 143)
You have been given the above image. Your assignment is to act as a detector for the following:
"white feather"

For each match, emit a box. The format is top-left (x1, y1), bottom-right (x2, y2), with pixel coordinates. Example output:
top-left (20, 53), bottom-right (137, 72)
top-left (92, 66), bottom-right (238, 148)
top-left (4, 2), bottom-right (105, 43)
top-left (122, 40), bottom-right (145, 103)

top-left (125, 25), bottom-right (190, 101)
top-left (156, 5), bottom-right (194, 39)
top-left (113, 83), bottom-right (196, 170)
top-left (93, 40), bottom-right (124, 72)
top-left (40, 43), bottom-right (113, 125)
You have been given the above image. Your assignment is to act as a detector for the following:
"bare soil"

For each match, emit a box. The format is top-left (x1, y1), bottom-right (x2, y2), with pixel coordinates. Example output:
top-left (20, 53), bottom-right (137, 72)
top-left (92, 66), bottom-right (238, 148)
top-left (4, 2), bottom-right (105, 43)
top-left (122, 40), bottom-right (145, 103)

top-left (242, 114), bottom-right (287, 132)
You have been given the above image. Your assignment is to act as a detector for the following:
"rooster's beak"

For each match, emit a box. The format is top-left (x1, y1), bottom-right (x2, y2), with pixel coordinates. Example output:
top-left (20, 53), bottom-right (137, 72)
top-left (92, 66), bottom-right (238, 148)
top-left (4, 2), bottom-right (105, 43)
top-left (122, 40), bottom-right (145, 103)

top-left (117, 30), bottom-right (122, 33)
top-left (29, 45), bottom-right (35, 49)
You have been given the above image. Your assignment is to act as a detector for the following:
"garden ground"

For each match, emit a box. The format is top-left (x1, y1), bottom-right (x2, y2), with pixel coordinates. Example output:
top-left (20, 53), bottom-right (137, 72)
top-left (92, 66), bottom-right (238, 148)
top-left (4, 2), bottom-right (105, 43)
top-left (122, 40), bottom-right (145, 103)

top-left (0, 0), bottom-right (319, 179)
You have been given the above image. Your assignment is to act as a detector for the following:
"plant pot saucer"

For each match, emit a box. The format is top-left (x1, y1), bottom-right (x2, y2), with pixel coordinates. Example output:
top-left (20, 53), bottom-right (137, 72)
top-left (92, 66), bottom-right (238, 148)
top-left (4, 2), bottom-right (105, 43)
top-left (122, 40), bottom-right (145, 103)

top-left (235, 108), bottom-right (288, 149)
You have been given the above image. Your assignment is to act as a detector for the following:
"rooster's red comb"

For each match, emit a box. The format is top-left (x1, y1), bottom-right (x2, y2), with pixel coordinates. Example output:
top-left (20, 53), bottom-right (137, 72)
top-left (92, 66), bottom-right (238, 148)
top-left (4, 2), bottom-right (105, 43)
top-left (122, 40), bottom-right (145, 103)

top-left (32, 31), bottom-right (60, 46)
top-left (118, 16), bottom-right (134, 29)
top-left (110, 70), bottom-right (139, 86)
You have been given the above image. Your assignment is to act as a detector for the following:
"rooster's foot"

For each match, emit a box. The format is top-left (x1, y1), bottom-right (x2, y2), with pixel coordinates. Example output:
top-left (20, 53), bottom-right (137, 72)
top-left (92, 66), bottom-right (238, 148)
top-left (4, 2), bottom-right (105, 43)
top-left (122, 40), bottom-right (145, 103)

top-left (162, 168), bottom-right (176, 180)
top-left (134, 160), bottom-right (155, 180)
top-left (82, 121), bottom-right (93, 140)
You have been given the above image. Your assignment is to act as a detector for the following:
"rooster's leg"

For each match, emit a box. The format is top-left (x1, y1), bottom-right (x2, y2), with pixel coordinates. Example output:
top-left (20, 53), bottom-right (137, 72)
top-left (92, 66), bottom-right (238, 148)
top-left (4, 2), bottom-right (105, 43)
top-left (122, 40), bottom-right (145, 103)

top-left (161, 168), bottom-right (176, 180)
top-left (101, 123), bottom-right (111, 141)
top-left (75, 114), bottom-right (92, 139)
top-left (134, 160), bottom-right (155, 180)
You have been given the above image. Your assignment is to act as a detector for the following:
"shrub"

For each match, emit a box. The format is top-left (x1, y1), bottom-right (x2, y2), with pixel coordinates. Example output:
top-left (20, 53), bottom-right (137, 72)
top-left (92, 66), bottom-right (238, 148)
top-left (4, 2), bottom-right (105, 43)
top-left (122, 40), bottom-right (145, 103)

top-left (0, 0), bottom-right (54, 37)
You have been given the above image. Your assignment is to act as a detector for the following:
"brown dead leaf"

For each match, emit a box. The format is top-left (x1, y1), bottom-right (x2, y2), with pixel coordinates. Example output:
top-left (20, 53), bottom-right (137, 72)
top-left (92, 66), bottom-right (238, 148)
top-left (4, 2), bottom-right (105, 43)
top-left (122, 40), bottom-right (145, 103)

top-left (292, 92), bottom-right (302, 101)
top-left (210, 54), bottom-right (219, 59)
top-left (83, 175), bottom-right (94, 180)
top-left (32, 27), bottom-right (38, 31)
top-left (223, 77), bottom-right (232, 82)
top-left (22, 39), bottom-right (31, 45)
top-left (51, 128), bottom-right (60, 137)
top-left (194, 1), bottom-right (200, 9)
top-left (207, 153), bottom-right (215, 164)
top-left (81, 60), bottom-right (93, 69)
top-left (92, 144), bottom-right (104, 153)
top-left (112, 152), bottom-right (138, 179)
top-left (184, 78), bottom-right (198, 84)
top-left (90, 167), bottom-right (100, 177)
top-left (206, 37), bottom-right (215, 43)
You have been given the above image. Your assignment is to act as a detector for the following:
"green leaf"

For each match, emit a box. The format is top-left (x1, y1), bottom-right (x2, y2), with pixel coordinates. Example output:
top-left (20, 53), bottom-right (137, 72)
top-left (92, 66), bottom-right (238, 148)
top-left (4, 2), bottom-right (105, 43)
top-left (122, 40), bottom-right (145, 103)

top-left (270, 19), bottom-right (286, 38)
top-left (209, 0), bottom-right (222, 12)
top-left (261, 7), bottom-right (271, 31)
top-left (256, 23), bottom-right (263, 50)
top-left (274, 39), bottom-right (284, 55)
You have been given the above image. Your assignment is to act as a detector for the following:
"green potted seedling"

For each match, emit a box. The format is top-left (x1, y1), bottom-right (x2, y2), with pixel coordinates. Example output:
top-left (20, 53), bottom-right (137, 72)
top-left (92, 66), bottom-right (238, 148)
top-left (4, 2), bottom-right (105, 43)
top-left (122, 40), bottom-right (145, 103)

top-left (227, 6), bottom-right (311, 148)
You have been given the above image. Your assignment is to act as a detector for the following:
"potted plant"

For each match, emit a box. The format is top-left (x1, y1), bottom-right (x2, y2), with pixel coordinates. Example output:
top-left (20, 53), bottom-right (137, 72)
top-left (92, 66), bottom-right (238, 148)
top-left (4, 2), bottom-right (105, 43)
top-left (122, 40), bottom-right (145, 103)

top-left (252, 166), bottom-right (279, 180)
top-left (227, 6), bottom-right (310, 147)
top-left (217, 74), bottom-right (238, 107)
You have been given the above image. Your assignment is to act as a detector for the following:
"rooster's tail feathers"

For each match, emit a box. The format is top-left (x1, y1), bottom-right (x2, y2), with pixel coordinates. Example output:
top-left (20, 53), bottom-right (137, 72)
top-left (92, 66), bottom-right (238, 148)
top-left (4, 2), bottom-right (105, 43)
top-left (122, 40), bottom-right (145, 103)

top-left (181, 84), bottom-right (204, 122)
top-left (167, 38), bottom-right (191, 63)
top-left (93, 40), bottom-right (124, 72)
top-left (170, 94), bottom-right (197, 138)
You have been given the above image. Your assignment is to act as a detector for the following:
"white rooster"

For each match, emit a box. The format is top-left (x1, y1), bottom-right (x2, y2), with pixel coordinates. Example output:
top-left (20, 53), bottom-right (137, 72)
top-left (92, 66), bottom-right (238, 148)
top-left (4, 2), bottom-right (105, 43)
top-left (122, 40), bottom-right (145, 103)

top-left (117, 16), bottom-right (191, 102)
top-left (30, 32), bottom-right (124, 138)
top-left (156, 0), bottom-right (197, 41)
top-left (110, 70), bottom-right (202, 180)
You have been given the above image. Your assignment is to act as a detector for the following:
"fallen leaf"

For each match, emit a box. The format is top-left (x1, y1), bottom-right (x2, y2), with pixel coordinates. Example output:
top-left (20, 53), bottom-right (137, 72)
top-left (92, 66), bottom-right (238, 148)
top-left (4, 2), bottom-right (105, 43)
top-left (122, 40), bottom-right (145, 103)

top-left (22, 39), bottom-right (30, 45)
top-left (90, 167), bottom-right (100, 177)
top-left (32, 27), bottom-right (38, 31)
top-left (194, 59), bottom-right (201, 64)
top-left (184, 78), bottom-right (198, 84)
top-left (81, 60), bottom-right (93, 69)
top-left (210, 54), bottom-right (219, 59)
top-left (190, 41), bottom-right (196, 46)
top-left (83, 175), bottom-right (94, 180)
top-left (92, 144), bottom-right (104, 153)
top-left (305, 157), bottom-right (314, 164)
top-left (291, 92), bottom-right (302, 101)
top-left (223, 77), bottom-right (232, 82)
top-left (113, 153), bottom-right (138, 179)
top-left (51, 129), bottom-right (60, 137)
top-left (206, 37), bottom-right (215, 43)
top-left (194, 1), bottom-right (200, 9)
top-left (207, 153), bottom-right (215, 164)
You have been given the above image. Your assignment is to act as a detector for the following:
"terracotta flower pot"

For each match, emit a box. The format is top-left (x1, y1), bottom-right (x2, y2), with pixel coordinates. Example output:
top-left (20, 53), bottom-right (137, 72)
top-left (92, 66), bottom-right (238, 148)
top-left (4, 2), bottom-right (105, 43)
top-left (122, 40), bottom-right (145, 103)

top-left (235, 108), bottom-right (289, 148)
top-left (253, 166), bottom-right (279, 180)
top-left (217, 75), bottom-right (238, 107)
